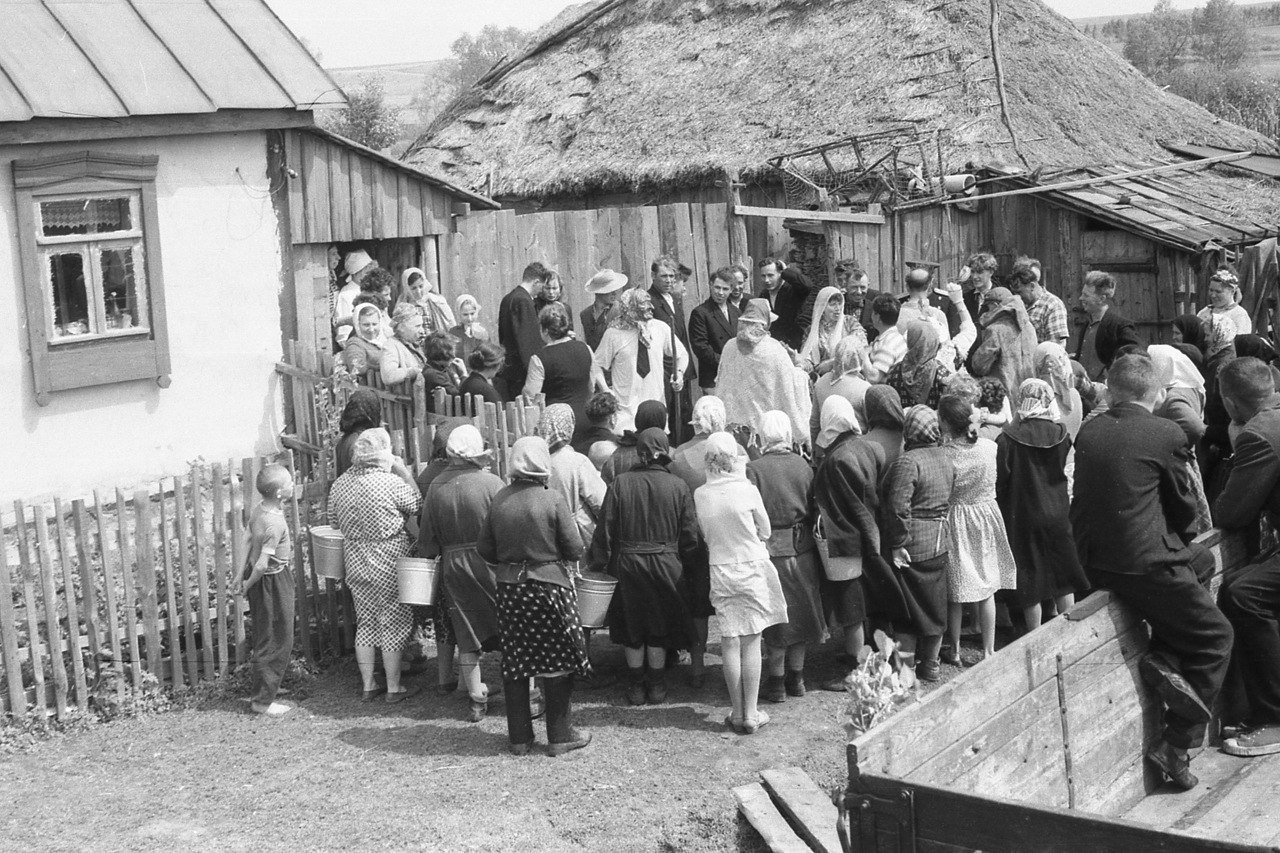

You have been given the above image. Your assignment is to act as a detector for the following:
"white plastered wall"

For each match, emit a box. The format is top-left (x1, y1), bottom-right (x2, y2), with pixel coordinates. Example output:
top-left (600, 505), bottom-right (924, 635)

top-left (0, 131), bottom-right (284, 504)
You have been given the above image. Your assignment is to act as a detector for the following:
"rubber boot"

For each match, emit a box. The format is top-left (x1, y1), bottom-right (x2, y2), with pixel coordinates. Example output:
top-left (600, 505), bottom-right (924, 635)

top-left (625, 666), bottom-right (646, 706)
top-left (545, 675), bottom-right (591, 757)
top-left (644, 667), bottom-right (668, 704)
top-left (504, 678), bottom-right (534, 755)
top-left (785, 669), bottom-right (806, 698)
top-left (762, 675), bottom-right (787, 703)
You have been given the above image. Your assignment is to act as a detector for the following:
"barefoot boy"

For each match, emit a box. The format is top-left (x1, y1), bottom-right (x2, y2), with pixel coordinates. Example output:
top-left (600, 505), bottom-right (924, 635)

top-left (236, 464), bottom-right (296, 716)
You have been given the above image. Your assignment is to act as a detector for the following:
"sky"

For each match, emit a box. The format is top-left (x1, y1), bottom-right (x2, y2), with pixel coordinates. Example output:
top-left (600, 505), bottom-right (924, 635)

top-left (265, 0), bottom-right (1212, 69)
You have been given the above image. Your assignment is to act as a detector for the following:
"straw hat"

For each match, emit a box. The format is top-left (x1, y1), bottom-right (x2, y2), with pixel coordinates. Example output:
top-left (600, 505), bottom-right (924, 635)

top-left (585, 269), bottom-right (628, 294)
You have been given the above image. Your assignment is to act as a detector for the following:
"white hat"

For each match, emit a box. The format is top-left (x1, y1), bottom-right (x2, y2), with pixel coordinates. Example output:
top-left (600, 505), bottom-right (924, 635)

top-left (585, 269), bottom-right (628, 295)
top-left (344, 250), bottom-right (374, 277)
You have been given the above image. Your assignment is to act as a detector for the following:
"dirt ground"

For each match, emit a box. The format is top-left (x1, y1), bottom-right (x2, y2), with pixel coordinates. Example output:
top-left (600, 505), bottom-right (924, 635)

top-left (0, 627), bottom-right (918, 853)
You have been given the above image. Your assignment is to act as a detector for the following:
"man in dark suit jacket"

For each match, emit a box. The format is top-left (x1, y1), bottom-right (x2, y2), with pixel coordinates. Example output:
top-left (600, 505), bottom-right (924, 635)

top-left (1072, 270), bottom-right (1140, 381)
top-left (759, 259), bottom-right (810, 350)
top-left (688, 266), bottom-right (740, 392)
top-left (649, 256), bottom-right (696, 444)
top-left (834, 260), bottom-right (881, 343)
top-left (496, 261), bottom-right (552, 401)
top-left (1071, 354), bottom-right (1233, 790)
top-left (1215, 357), bottom-right (1280, 757)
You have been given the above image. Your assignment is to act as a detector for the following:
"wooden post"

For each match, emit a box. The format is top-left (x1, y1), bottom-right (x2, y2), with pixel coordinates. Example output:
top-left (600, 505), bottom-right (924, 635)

top-left (33, 504), bottom-right (69, 716)
top-left (71, 500), bottom-right (101, 665)
top-left (172, 476), bottom-right (200, 687)
top-left (132, 489), bottom-right (163, 678)
top-left (93, 490), bottom-right (127, 703)
top-left (725, 170), bottom-right (751, 268)
top-left (189, 468), bottom-right (215, 680)
top-left (114, 488), bottom-right (143, 689)
top-left (157, 487), bottom-right (184, 689)
top-left (287, 451), bottom-right (316, 663)
top-left (52, 498), bottom-right (89, 712)
top-left (228, 467), bottom-right (248, 667)
top-left (210, 465), bottom-right (231, 674)
top-left (0, 535), bottom-right (27, 713)
top-left (13, 500), bottom-right (47, 717)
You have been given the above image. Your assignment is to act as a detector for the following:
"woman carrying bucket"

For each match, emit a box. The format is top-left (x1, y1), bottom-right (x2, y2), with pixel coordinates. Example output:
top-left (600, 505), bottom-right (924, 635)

top-left (418, 425), bottom-right (504, 722)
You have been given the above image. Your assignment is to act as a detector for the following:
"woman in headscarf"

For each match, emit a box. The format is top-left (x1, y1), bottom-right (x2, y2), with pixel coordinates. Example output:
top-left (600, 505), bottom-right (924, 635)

top-left (810, 335), bottom-right (871, 449)
top-left (525, 303), bottom-right (601, 442)
top-left (882, 406), bottom-right (955, 682)
top-left (1198, 268), bottom-right (1252, 336)
top-left (696, 431), bottom-right (787, 734)
top-left (414, 423), bottom-right (460, 695)
top-left (421, 330), bottom-right (465, 414)
top-left (813, 396), bottom-right (897, 690)
top-left (718, 299), bottom-right (813, 445)
top-left (1034, 342), bottom-right (1082, 440)
top-left (1149, 344), bottom-right (1212, 534)
top-left (594, 288), bottom-right (688, 434)
top-left (971, 287), bottom-right (1038, 403)
top-left (939, 395), bottom-right (1016, 663)
top-left (401, 267), bottom-right (455, 334)
top-left (602, 400), bottom-right (668, 486)
top-left (450, 293), bottom-right (491, 365)
top-left (1202, 314), bottom-right (1239, 500)
top-left (1171, 314), bottom-right (1207, 373)
top-left (335, 389), bottom-right (381, 476)
top-left (798, 287), bottom-right (868, 377)
top-left (672, 396), bottom-right (740, 490)
top-left (459, 342), bottom-right (504, 406)
top-left (418, 425), bottom-right (504, 722)
top-left (589, 427), bottom-right (700, 706)
top-left (327, 427), bottom-right (423, 702)
top-left (863, 385), bottom-right (906, 472)
top-left (341, 302), bottom-right (386, 377)
top-left (887, 320), bottom-right (953, 409)
top-left (537, 404), bottom-right (607, 552)
top-left (381, 302), bottom-right (427, 386)
top-left (748, 411), bottom-right (825, 703)
top-left (996, 379), bottom-right (1088, 633)
top-left (478, 436), bottom-right (590, 756)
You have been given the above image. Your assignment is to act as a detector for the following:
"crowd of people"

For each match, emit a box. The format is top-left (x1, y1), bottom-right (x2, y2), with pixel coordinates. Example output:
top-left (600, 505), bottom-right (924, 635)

top-left (280, 246), bottom-right (1280, 783)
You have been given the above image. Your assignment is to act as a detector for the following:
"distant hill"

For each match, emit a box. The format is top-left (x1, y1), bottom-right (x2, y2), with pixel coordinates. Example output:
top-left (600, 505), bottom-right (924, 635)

top-left (1074, 0), bottom-right (1280, 27)
top-left (325, 59), bottom-right (452, 111)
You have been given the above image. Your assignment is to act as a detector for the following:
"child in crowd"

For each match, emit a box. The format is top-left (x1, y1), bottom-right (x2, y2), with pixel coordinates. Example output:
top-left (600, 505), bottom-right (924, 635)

top-left (236, 463), bottom-right (296, 716)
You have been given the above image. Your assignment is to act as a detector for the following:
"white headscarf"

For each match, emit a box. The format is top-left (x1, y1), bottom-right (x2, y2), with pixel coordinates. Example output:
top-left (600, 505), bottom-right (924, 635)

top-left (352, 427), bottom-right (394, 471)
top-left (703, 431), bottom-right (746, 478)
top-left (1149, 344), bottom-right (1206, 395)
top-left (800, 286), bottom-right (845, 367)
top-left (758, 410), bottom-right (793, 454)
top-left (818, 395), bottom-right (861, 449)
top-left (691, 395), bottom-right (727, 436)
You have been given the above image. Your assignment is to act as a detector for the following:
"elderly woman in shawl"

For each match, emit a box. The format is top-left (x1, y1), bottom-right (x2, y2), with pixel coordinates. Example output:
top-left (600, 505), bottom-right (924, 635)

top-left (536, 404), bottom-right (607, 553)
top-left (719, 298), bottom-right (813, 446)
top-left (418, 425), bottom-right (504, 722)
top-left (381, 302), bottom-right (427, 386)
top-left (328, 427), bottom-right (423, 702)
top-left (971, 286), bottom-right (1038, 403)
top-left (478, 436), bottom-right (591, 756)
top-left (747, 411), bottom-right (825, 702)
top-left (886, 321), bottom-right (952, 409)
top-left (594, 288), bottom-right (689, 434)
top-left (589, 427), bottom-right (700, 706)
top-left (1150, 345), bottom-right (1213, 534)
top-left (883, 407), bottom-right (956, 682)
top-left (996, 379), bottom-right (1089, 632)
top-left (695, 432), bottom-right (787, 734)
top-left (799, 287), bottom-right (868, 376)
top-left (813, 396), bottom-right (895, 689)
top-left (811, 335), bottom-right (871, 447)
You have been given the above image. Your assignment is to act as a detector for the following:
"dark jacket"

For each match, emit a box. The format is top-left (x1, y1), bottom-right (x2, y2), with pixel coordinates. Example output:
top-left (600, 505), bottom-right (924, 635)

top-left (459, 372), bottom-right (502, 407)
top-left (648, 286), bottom-right (695, 381)
top-left (1214, 396), bottom-right (1280, 531)
top-left (687, 298), bottom-right (739, 388)
top-left (496, 285), bottom-right (542, 397)
top-left (580, 303), bottom-right (611, 351)
top-left (762, 270), bottom-right (812, 350)
top-left (1070, 402), bottom-right (1198, 575)
top-left (478, 480), bottom-right (583, 588)
top-left (1072, 308), bottom-right (1140, 376)
top-left (845, 289), bottom-right (883, 342)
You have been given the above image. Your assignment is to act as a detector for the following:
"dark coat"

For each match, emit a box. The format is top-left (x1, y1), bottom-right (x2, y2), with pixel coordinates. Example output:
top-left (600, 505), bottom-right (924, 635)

top-left (1070, 402), bottom-right (1199, 576)
top-left (649, 286), bottom-right (694, 380)
top-left (762, 272), bottom-right (812, 350)
top-left (1072, 308), bottom-right (1140, 375)
top-left (747, 451), bottom-right (815, 535)
top-left (459, 372), bottom-right (502, 407)
top-left (496, 285), bottom-right (542, 398)
top-left (580, 303), bottom-right (611, 351)
top-left (687, 298), bottom-right (739, 388)
top-left (1214, 396), bottom-right (1280, 531)
top-left (845, 289), bottom-right (883, 342)
top-left (996, 419), bottom-right (1088, 607)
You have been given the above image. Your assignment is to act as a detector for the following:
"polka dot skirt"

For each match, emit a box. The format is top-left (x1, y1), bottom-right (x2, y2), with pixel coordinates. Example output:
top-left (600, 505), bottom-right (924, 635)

top-left (497, 580), bottom-right (591, 682)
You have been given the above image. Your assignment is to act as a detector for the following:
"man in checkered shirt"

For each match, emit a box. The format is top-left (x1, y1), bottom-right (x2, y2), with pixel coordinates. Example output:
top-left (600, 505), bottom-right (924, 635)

top-left (1013, 257), bottom-right (1069, 346)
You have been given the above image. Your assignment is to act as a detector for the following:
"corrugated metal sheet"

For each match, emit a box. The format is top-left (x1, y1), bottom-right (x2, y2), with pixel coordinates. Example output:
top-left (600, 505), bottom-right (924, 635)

top-left (0, 0), bottom-right (343, 124)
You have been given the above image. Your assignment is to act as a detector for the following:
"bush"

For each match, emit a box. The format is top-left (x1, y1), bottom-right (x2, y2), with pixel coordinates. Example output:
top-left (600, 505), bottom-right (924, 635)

top-left (1165, 68), bottom-right (1280, 138)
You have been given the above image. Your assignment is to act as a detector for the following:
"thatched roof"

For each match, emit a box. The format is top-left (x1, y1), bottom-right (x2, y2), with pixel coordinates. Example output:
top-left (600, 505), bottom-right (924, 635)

top-left (404, 0), bottom-right (1274, 200)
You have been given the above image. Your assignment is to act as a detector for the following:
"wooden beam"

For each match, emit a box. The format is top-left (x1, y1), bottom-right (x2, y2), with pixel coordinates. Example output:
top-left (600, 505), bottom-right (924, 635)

top-left (733, 204), bottom-right (886, 225)
top-left (761, 767), bottom-right (843, 853)
top-left (734, 783), bottom-right (811, 853)
top-left (0, 109), bottom-right (315, 146)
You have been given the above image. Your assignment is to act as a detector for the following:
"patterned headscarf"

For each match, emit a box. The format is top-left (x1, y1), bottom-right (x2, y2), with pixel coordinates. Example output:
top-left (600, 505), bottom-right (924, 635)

top-left (391, 301), bottom-right (421, 332)
top-left (1035, 341), bottom-right (1075, 415)
top-left (509, 436), bottom-right (551, 484)
top-left (691, 395), bottom-right (727, 436)
top-left (817, 395), bottom-right (861, 449)
top-left (636, 427), bottom-right (672, 466)
top-left (865, 385), bottom-right (905, 431)
top-left (535, 403), bottom-right (576, 452)
top-left (902, 405), bottom-right (941, 451)
top-left (898, 320), bottom-right (941, 406)
top-left (1016, 378), bottom-right (1058, 421)
top-left (758, 410), bottom-right (794, 454)
top-left (1206, 314), bottom-right (1238, 358)
top-left (352, 427), bottom-right (394, 472)
top-left (611, 288), bottom-right (651, 333)
top-left (833, 334), bottom-right (865, 377)
top-left (704, 430), bottom-right (746, 476)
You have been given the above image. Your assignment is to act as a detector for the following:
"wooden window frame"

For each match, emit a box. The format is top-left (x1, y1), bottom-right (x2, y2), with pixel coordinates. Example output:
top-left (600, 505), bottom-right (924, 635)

top-left (12, 151), bottom-right (171, 405)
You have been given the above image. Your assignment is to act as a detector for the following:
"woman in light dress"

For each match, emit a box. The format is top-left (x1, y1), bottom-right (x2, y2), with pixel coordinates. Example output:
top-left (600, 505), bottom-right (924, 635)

top-left (798, 286), bottom-right (867, 377)
top-left (1197, 268), bottom-right (1251, 336)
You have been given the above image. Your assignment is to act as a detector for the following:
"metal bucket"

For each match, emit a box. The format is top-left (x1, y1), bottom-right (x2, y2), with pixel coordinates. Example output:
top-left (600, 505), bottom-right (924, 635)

top-left (575, 571), bottom-right (617, 629)
top-left (310, 526), bottom-right (345, 581)
top-left (397, 557), bottom-right (440, 606)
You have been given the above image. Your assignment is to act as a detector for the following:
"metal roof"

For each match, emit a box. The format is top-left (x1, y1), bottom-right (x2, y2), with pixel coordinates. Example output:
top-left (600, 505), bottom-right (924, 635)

top-left (0, 0), bottom-right (344, 124)
top-left (1162, 142), bottom-right (1280, 181)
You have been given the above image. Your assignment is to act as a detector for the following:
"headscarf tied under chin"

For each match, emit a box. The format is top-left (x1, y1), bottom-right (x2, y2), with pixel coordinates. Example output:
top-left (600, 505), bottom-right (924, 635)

top-left (1148, 344), bottom-right (1206, 395)
top-left (737, 298), bottom-right (772, 347)
top-left (691, 395), bottom-right (727, 436)
top-left (636, 427), bottom-right (672, 467)
top-left (1206, 314), bottom-right (1238, 358)
top-left (353, 303), bottom-right (383, 341)
top-left (339, 388), bottom-right (381, 437)
top-left (445, 424), bottom-right (490, 467)
top-left (898, 320), bottom-right (942, 406)
top-left (902, 405), bottom-right (941, 451)
top-left (1035, 341), bottom-right (1075, 415)
top-left (352, 427), bottom-right (394, 472)
top-left (817, 395), bottom-right (861, 449)
top-left (800, 286), bottom-right (845, 366)
top-left (865, 385), bottom-right (906, 431)
top-left (509, 436), bottom-right (551, 484)
top-left (1017, 378), bottom-right (1058, 421)
top-left (758, 410), bottom-right (794, 454)
top-left (535, 403), bottom-right (576, 452)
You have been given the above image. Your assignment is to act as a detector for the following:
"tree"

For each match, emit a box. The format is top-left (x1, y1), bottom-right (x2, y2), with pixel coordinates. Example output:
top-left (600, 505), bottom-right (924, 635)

top-left (409, 62), bottom-right (460, 129)
top-left (1192, 0), bottom-right (1250, 71)
top-left (323, 73), bottom-right (401, 151)
top-left (448, 25), bottom-right (530, 91)
top-left (1123, 0), bottom-right (1191, 78)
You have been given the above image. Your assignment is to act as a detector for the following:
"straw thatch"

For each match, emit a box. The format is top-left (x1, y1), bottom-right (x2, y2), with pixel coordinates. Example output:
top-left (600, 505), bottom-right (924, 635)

top-left (404, 0), bottom-right (1274, 201)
